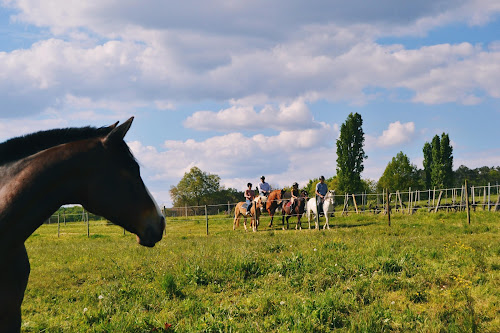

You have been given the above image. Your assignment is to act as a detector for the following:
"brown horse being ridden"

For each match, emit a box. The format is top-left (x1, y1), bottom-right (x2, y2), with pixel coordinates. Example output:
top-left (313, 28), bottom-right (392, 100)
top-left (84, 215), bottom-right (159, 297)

top-left (0, 118), bottom-right (165, 333)
top-left (233, 196), bottom-right (263, 232)
top-left (281, 191), bottom-right (308, 230)
top-left (266, 189), bottom-right (285, 227)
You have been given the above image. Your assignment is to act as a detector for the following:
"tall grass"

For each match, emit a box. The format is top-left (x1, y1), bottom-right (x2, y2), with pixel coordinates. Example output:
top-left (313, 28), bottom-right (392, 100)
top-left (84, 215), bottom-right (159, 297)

top-left (23, 211), bottom-right (499, 332)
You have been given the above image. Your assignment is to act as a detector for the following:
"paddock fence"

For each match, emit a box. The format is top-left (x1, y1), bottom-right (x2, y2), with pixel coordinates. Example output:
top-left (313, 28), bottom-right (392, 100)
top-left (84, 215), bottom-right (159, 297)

top-left (45, 182), bottom-right (499, 237)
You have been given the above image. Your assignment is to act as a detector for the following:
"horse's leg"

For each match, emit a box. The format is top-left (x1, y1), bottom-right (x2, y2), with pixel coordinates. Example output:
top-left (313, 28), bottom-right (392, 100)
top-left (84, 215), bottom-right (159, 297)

top-left (324, 204), bottom-right (331, 230)
top-left (233, 213), bottom-right (238, 230)
top-left (243, 216), bottom-right (248, 231)
top-left (0, 244), bottom-right (30, 333)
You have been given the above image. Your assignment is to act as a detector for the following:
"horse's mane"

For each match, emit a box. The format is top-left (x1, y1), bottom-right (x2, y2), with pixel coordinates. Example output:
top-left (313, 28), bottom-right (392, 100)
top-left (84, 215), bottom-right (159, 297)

top-left (0, 125), bottom-right (113, 166)
top-left (268, 189), bottom-right (284, 199)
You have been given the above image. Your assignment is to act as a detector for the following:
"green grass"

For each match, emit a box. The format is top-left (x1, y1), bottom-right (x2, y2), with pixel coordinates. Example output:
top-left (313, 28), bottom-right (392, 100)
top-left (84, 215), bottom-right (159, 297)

top-left (23, 211), bottom-right (500, 332)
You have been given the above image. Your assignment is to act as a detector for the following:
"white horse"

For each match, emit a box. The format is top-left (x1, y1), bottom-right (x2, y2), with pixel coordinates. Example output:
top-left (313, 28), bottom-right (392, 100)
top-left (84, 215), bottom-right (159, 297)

top-left (306, 190), bottom-right (335, 229)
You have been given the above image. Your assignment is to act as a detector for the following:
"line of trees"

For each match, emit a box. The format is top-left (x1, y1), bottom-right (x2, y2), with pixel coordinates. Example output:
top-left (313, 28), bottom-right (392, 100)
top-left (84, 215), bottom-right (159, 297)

top-left (169, 166), bottom-right (243, 207)
top-left (168, 113), bottom-right (499, 208)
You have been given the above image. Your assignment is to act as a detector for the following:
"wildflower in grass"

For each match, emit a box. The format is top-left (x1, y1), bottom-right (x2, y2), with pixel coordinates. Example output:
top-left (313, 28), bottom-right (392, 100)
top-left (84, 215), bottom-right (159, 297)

top-left (280, 301), bottom-right (285, 305)
top-left (98, 295), bottom-right (104, 300)
top-left (314, 248), bottom-right (317, 252)
top-left (83, 307), bottom-right (88, 313)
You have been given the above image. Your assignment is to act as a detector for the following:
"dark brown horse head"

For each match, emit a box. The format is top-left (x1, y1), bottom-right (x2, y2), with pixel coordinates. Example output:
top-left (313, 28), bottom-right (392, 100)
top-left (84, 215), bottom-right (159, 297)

top-left (78, 118), bottom-right (165, 247)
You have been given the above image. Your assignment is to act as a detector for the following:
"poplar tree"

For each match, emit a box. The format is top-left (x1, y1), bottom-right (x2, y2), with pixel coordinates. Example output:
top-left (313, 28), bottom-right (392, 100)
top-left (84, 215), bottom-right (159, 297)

top-left (440, 133), bottom-right (453, 187)
top-left (422, 142), bottom-right (432, 189)
top-left (423, 133), bottom-right (453, 189)
top-left (336, 112), bottom-right (367, 194)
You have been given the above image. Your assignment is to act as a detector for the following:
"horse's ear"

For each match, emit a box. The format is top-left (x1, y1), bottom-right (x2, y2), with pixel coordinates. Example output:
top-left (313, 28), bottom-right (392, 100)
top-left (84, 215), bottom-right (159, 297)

top-left (108, 121), bottom-right (119, 130)
top-left (104, 117), bottom-right (134, 145)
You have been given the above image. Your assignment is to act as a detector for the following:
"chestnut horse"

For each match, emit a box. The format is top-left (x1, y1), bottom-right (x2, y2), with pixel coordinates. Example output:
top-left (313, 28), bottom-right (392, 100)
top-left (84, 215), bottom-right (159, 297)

top-left (0, 118), bottom-right (165, 332)
top-left (266, 189), bottom-right (285, 227)
top-left (233, 196), bottom-right (263, 232)
top-left (281, 191), bottom-right (307, 230)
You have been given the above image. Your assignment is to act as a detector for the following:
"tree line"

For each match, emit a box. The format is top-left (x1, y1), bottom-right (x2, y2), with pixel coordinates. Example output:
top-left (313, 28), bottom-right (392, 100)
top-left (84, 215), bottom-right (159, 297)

top-left (169, 113), bottom-right (500, 207)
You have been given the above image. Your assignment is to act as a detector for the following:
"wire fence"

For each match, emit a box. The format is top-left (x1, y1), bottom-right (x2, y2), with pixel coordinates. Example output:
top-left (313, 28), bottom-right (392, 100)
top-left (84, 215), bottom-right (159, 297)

top-left (46, 182), bottom-right (499, 236)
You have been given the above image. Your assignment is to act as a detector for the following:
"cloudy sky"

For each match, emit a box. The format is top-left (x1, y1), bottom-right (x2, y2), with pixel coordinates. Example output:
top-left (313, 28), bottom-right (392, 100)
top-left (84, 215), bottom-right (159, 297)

top-left (1, 1), bottom-right (499, 206)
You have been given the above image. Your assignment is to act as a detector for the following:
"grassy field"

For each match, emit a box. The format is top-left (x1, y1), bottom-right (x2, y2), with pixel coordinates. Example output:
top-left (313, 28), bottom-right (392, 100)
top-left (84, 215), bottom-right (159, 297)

top-left (22, 211), bottom-right (499, 332)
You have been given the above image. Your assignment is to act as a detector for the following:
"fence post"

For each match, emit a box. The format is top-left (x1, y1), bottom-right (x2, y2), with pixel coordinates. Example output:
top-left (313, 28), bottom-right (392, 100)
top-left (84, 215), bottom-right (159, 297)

top-left (433, 187), bottom-right (436, 207)
top-left (465, 180), bottom-right (470, 225)
top-left (163, 206), bottom-right (167, 235)
top-left (408, 187), bottom-right (411, 214)
top-left (488, 182), bottom-right (491, 211)
top-left (205, 205), bottom-right (209, 235)
top-left (472, 186), bottom-right (475, 205)
top-left (57, 214), bottom-right (60, 238)
top-left (352, 194), bottom-right (359, 214)
top-left (86, 211), bottom-right (90, 237)
top-left (494, 190), bottom-right (500, 212)
top-left (483, 186), bottom-right (486, 210)
top-left (386, 189), bottom-right (391, 226)
top-left (434, 191), bottom-right (443, 213)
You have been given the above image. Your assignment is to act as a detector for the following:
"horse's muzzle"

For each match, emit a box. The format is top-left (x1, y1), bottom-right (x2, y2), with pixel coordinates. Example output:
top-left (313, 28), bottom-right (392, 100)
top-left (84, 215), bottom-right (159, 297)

top-left (137, 215), bottom-right (165, 247)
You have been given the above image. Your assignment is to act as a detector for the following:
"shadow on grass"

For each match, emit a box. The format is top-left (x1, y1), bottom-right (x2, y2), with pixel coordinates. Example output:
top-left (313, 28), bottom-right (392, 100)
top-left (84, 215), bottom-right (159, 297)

top-left (263, 220), bottom-right (377, 231)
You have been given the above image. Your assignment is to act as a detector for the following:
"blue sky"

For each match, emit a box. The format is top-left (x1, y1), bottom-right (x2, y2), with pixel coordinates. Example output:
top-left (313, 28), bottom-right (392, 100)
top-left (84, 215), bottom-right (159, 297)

top-left (0, 1), bottom-right (499, 206)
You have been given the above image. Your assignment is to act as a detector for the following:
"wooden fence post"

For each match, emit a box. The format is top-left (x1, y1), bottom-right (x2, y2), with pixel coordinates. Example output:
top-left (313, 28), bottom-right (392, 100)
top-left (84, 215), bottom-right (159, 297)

top-left (434, 191), bottom-right (443, 213)
top-left (494, 191), bottom-right (500, 212)
top-left (386, 189), bottom-right (391, 226)
top-left (57, 214), bottom-right (60, 238)
top-left (86, 211), bottom-right (90, 237)
top-left (408, 187), bottom-right (411, 214)
top-left (488, 182), bottom-right (491, 211)
top-left (465, 180), bottom-right (470, 225)
top-left (205, 205), bottom-right (209, 235)
top-left (352, 194), bottom-right (359, 214)
top-left (163, 206), bottom-right (167, 235)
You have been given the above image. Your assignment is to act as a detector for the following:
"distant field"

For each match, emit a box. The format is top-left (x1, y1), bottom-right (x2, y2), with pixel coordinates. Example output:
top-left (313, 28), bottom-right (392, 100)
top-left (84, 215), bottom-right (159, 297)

top-left (23, 211), bottom-right (499, 332)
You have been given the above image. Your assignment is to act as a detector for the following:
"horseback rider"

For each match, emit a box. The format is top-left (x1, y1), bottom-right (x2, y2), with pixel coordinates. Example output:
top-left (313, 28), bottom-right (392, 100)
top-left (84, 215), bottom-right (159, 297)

top-left (244, 183), bottom-right (255, 215)
top-left (315, 176), bottom-right (328, 215)
top-left (257, 176), bottom-right (271, 196)
top-left (290, 182), bottom-right (299, 213)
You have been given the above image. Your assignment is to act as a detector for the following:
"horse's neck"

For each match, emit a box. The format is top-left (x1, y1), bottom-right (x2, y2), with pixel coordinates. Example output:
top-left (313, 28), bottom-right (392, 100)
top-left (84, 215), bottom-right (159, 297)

top-left (0, 142), bottom-right (92, 248)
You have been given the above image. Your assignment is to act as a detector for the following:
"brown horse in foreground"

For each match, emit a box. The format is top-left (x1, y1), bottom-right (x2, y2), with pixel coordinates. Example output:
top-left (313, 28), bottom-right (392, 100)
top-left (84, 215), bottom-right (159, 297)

top-left (266, 189), bottom-right (285, 227)
top-left (281, 192), bottom-right (307, 230)
top-left (0, 118), bottom-right (165, 332)
top-left (233, 196), bottom-right (263, 232)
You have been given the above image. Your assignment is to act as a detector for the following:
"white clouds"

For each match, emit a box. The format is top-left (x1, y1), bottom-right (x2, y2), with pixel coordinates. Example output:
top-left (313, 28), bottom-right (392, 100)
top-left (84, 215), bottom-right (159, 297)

top-left (184, 100), bottom-right (319, 132)
top-left (0, 0), bottom-right (499, 119)
top-left (130, 121), bottom-right (338, 205)
top-left (377, 121), bottom-right (416, 147)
